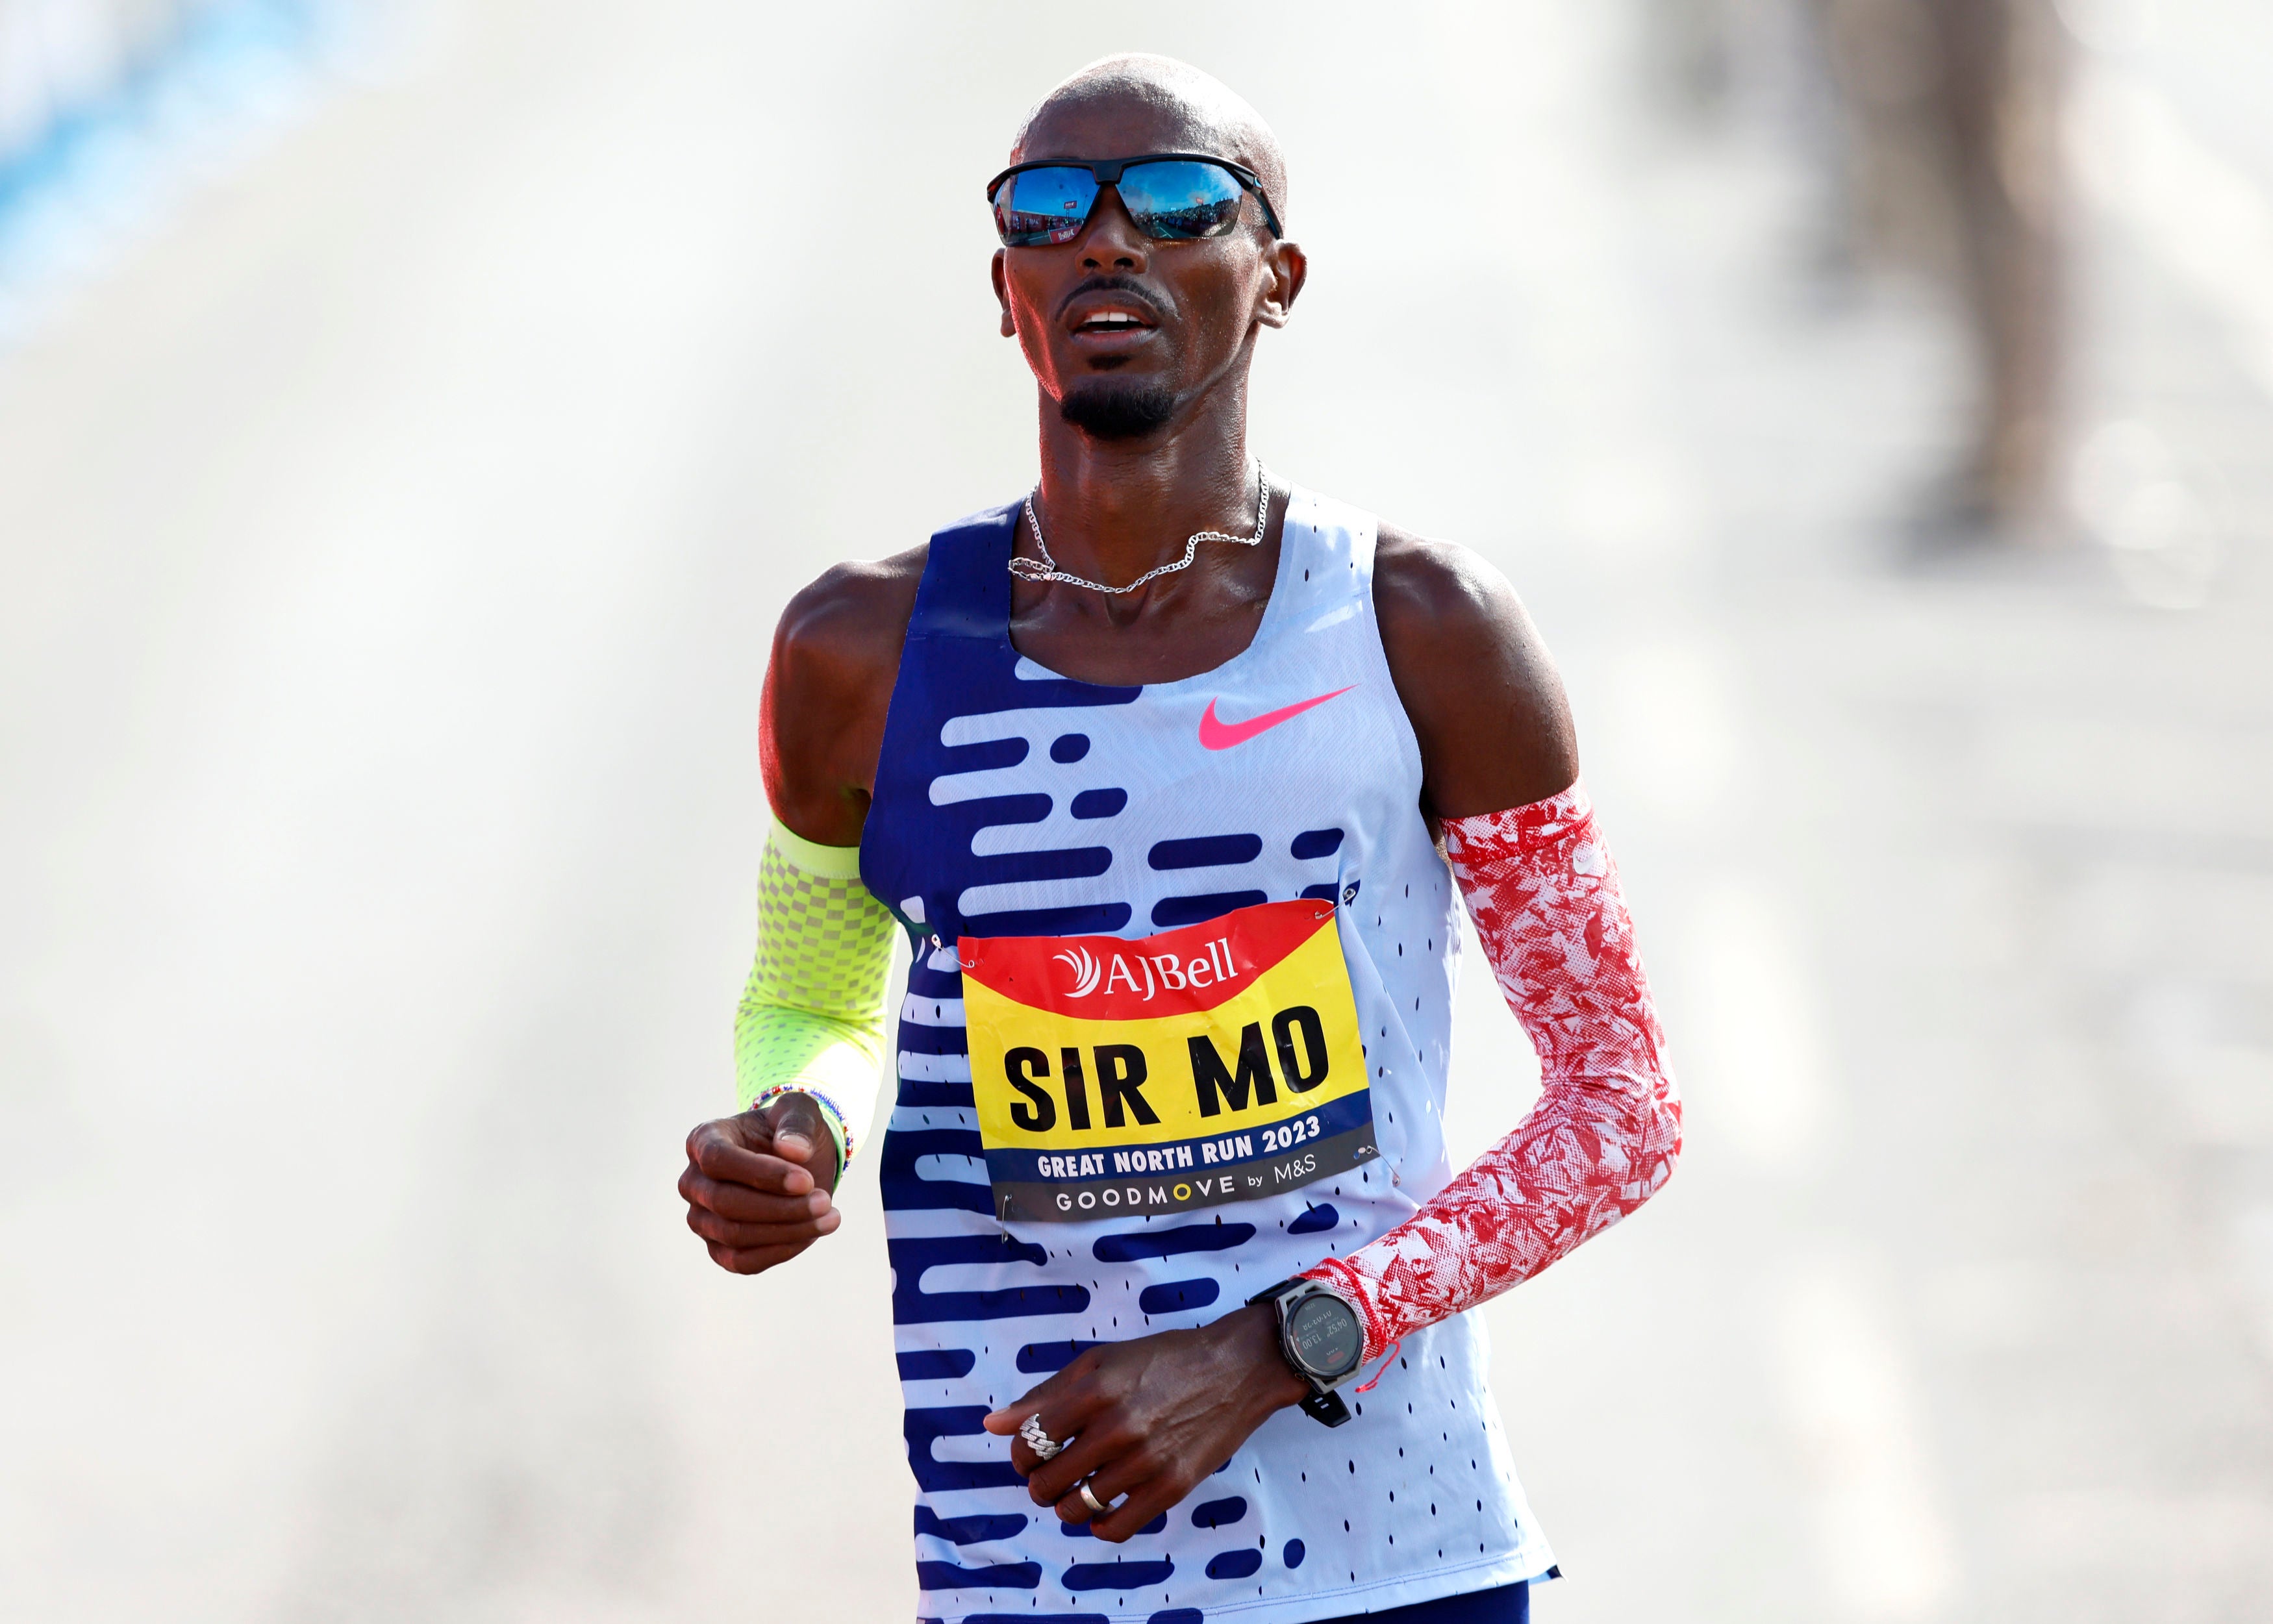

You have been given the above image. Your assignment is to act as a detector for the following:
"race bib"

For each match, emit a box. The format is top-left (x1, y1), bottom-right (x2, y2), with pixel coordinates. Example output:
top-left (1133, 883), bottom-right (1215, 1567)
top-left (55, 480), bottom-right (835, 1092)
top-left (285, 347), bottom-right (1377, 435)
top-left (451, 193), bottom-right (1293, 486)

top-left (959, 899), bottom-right (1377, 1224)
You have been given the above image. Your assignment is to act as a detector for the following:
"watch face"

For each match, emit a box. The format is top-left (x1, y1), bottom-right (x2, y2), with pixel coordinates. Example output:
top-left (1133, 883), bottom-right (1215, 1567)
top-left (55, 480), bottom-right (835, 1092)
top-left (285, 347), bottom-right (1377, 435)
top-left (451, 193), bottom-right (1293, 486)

top-left (1286, 1293), bottom-right (1364, 1381)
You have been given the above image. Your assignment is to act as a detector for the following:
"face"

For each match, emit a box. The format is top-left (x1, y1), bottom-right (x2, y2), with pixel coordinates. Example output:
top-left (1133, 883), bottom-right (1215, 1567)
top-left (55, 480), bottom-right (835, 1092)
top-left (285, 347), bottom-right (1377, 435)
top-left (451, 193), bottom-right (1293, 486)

top-left (990, 94), bottom-right (1305, 442)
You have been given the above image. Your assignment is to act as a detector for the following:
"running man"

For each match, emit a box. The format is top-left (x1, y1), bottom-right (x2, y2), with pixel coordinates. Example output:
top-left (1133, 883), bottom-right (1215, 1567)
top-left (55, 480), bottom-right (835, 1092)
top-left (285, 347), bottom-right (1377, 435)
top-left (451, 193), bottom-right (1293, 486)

top-left (679, 55), bottom-right (1681, 1624)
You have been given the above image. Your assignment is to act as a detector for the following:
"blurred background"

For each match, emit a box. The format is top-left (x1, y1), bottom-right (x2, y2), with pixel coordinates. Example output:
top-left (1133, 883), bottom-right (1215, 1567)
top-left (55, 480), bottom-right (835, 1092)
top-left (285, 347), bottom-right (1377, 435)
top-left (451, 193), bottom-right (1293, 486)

top-left (3, 2), bottom-right (2270, 1620)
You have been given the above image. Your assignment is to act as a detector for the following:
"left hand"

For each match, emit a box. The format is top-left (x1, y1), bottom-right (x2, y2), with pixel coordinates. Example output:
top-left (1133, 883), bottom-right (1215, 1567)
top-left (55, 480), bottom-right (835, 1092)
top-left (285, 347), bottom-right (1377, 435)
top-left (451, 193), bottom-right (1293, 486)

top-left (981, 1303), bottom-right (1310, 1542)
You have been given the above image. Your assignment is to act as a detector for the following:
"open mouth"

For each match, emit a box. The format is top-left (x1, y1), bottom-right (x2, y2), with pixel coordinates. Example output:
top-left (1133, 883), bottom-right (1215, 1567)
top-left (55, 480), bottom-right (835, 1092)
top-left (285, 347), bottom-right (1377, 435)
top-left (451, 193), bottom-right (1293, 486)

top-left (1072, 309), bottom-right (1155, 336)
top-left (1061, 283), bottom-right (1166, 341)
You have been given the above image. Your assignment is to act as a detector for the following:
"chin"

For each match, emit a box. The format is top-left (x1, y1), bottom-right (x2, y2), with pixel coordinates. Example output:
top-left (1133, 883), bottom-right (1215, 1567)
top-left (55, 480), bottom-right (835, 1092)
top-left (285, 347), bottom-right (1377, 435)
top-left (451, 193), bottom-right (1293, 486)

top-left (1059, 378), bottom-right (1177, 441)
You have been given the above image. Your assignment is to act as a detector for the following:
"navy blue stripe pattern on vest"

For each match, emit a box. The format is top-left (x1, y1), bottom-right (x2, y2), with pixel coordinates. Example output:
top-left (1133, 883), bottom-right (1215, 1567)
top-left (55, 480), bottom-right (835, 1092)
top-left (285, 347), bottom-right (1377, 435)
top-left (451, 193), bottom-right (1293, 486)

top-left (862, 491), bottom-right (1558, 1623)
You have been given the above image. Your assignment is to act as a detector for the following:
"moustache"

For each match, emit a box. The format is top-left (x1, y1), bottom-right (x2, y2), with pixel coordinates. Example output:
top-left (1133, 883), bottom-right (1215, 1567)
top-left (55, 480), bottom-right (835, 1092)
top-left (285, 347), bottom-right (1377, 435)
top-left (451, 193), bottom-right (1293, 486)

top-left (1055, 275), bottom-right (1172, 325)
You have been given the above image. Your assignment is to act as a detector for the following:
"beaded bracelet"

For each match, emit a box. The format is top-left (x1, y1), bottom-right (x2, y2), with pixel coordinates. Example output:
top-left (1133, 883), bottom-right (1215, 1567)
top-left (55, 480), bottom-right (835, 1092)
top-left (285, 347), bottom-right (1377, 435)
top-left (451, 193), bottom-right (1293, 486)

top-left (748, 1083), bottom-right (854, 1178)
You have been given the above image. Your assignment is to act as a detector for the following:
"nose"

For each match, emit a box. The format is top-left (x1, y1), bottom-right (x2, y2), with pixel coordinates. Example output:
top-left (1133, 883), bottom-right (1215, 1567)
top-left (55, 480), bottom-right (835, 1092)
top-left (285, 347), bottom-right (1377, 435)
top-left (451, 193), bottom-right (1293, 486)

top-left (1075, 184), bottom-right (1150, 273)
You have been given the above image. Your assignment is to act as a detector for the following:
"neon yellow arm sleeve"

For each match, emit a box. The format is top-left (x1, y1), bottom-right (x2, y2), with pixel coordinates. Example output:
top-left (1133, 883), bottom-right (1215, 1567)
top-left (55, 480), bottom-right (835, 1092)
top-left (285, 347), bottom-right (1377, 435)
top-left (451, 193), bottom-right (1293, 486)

top-left (734, 821), bottom-right (896, 1169)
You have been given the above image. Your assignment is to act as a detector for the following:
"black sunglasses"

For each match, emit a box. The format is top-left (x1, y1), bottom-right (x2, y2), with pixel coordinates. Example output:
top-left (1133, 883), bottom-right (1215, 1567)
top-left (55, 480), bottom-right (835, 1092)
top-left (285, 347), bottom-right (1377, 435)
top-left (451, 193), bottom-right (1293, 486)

top-left (985, 153), bottom-right (1285, 248)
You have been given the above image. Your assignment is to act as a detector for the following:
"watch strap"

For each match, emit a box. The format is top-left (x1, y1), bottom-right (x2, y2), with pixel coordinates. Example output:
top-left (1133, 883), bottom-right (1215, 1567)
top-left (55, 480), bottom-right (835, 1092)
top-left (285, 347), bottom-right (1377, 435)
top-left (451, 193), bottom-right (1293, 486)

top-left (1301, 1389), bottom-right (1352, 1427)
top-left (1245, 1276), bottom-right (1311, 1307)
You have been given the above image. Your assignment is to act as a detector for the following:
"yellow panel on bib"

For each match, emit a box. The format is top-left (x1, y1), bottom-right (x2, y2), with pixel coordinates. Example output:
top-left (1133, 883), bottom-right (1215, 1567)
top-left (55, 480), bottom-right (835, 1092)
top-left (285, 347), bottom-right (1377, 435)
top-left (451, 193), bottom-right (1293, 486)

top-left (959, 900), bottom-right (1377, 1223)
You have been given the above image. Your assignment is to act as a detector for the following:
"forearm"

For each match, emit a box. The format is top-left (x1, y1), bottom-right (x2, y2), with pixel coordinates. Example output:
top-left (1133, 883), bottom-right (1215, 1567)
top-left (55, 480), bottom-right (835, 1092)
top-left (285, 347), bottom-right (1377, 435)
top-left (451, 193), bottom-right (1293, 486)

top-left (1304, 783), bottom-right (1681, 1359)
top-left (734, 820), bottom-right (897, 1173)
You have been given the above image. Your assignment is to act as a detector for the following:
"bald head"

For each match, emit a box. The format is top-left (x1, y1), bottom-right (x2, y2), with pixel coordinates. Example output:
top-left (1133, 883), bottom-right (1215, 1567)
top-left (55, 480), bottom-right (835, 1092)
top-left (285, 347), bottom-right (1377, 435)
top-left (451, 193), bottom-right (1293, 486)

top-left (1012, 54), bottom-right (1288, 225)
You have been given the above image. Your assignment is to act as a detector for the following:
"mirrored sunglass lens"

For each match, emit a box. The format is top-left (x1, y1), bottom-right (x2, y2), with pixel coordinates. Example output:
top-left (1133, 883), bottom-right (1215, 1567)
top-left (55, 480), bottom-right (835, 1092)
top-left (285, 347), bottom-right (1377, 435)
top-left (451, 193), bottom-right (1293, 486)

top-left (1118, 161), bottom-right (1245, 239)
top-left (997, 168), bottom-right (1098, 245)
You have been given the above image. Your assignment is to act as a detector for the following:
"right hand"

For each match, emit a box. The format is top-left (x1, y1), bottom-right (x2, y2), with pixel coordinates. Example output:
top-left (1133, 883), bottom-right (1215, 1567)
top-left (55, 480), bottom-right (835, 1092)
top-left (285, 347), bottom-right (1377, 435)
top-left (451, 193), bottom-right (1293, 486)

top-left (679, 1092), bottom-right (844, 1275)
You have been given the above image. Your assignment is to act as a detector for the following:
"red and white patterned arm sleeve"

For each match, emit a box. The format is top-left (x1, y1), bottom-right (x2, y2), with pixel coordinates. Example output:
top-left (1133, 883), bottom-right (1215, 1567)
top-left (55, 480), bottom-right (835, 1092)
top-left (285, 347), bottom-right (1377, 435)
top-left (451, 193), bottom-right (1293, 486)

top-left (1303, 782), bottom-right (1682, 1364)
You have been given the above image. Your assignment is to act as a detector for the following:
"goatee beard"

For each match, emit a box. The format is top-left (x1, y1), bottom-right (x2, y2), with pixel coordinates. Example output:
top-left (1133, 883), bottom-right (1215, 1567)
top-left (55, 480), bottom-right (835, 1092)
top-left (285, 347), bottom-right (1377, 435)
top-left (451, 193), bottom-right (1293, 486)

top-left (1059, 379), bottom-right (1176, 441)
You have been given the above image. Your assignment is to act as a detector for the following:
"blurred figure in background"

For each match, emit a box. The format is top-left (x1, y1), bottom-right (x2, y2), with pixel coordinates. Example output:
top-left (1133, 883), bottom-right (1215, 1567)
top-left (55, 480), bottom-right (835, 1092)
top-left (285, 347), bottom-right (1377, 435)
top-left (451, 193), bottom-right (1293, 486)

top-left (1653, 0), bottom-right (2072, 544)
top-left (1918, 0), bottom-right (2067, 542)
top-left (1816, 0), bottom-right (2070, 544)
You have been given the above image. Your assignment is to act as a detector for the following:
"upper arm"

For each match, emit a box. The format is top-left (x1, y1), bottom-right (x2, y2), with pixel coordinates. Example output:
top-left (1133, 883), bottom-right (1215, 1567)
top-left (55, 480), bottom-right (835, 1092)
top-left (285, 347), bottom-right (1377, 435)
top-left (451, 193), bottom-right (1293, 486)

top-left (1372, 523), bottom-right (1579, 820)
top-left (759, 546), bottom-right (925, 848)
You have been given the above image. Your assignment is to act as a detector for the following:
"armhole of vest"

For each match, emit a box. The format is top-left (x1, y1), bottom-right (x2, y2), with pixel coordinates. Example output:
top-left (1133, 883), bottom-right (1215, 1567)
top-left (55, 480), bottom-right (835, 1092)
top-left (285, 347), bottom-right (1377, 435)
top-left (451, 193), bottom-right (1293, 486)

top-left (861, 503), bottom-right (1022, 906)
top-left (1346, 501), bottom-right (1429, 796)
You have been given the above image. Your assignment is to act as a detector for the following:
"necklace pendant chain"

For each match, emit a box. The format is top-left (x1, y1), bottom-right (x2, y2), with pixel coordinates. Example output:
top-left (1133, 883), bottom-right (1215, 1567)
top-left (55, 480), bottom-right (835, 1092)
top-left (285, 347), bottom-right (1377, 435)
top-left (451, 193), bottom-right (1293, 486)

top-left (1011, 463), bottom-right (1272, 595)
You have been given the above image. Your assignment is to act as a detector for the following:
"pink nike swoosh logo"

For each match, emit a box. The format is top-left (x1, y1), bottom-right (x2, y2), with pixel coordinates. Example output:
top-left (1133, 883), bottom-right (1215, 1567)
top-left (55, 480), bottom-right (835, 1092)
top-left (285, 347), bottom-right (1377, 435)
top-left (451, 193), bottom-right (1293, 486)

top-left (1198, 686), bottom-right (1357, 751)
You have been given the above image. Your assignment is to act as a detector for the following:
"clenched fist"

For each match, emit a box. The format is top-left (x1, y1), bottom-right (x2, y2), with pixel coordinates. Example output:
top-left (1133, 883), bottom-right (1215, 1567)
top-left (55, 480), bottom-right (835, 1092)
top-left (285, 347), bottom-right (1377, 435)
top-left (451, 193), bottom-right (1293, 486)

top-left (680, 1091), bottom-right (842, 1274)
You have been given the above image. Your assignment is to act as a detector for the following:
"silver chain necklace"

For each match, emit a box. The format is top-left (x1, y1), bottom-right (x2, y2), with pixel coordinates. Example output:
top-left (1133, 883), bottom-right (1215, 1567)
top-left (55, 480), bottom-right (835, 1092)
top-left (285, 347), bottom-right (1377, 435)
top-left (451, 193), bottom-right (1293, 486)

top-left (1011, 464), bottom-right (1271, 595)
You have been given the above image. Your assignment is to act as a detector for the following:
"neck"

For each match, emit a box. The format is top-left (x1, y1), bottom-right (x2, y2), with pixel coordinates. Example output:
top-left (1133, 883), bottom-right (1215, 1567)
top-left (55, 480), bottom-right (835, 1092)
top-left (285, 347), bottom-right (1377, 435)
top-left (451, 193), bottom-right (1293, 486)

top-left (1030, 374), bottom-right (1258, 586)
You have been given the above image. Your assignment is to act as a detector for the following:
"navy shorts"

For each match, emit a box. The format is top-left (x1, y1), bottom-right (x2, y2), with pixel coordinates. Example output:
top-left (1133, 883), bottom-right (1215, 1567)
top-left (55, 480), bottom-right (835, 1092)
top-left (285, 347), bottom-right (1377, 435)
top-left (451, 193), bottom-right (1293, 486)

top-left (1316, 1579), bottom-right (1529, 1622)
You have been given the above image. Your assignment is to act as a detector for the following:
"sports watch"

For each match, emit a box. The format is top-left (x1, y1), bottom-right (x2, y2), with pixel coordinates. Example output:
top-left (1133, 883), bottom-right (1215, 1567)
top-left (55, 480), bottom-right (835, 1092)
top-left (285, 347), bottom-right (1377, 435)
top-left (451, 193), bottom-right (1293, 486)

top-left (1248, 1277), bottom-right (1366, 1426)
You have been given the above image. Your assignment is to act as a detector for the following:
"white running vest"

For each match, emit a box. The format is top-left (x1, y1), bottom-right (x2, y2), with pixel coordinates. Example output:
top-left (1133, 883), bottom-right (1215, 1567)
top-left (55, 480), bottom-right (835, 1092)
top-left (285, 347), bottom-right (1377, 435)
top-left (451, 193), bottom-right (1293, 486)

top-left (859, 487), bottom-right (1555, 1624)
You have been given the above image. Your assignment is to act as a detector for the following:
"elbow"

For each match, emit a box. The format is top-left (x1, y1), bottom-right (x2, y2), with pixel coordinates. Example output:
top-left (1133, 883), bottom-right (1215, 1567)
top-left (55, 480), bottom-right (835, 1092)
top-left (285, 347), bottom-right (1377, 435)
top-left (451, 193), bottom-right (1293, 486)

top-left (1640, 1069), bottom-right (1683, 1199)
top-left (1591, 1062), bottom-right (1681, 1210)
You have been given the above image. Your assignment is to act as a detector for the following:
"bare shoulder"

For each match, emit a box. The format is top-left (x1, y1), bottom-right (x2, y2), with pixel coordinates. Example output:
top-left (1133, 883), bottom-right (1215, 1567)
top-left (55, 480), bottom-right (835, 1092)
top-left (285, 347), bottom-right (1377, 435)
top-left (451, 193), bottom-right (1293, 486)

top-left (1372, 524), bottom-right (1516, 640)
top-left (773, 543), bottom-right (928, 678)
top-left (762, 543), bottom-right (928, 846)
top-left (1372, 521), bottom-right (1579, 819)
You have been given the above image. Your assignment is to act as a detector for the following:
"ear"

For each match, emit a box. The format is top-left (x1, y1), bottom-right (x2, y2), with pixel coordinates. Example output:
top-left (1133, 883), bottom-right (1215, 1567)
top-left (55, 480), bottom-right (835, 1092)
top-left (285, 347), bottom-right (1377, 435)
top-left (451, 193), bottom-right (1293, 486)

top-left (1254, 238), bottom-right (1307, 331)
top-left (992, 250), bottom-right (1016, 338)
